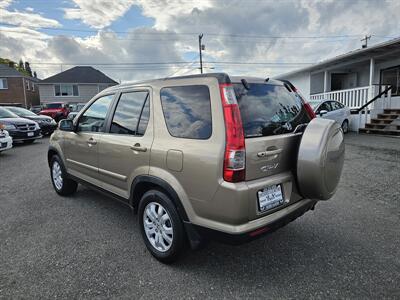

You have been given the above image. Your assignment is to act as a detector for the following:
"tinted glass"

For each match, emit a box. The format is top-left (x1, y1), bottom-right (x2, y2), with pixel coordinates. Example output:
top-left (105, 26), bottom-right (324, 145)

top-left (161, 85), bottom-right (212, 139)
top-left (233, 83), bottom-right (310, 137)
top-left (6, 107), bottom-right (37, 117)
top-left (0, 107), bottom-right (18, 118)
top-left (110, 92), bottom-right (149, 135)
top-left (45, 103), bottom-right (62, 109)
top-left (317, 102), bottom-right (331, 113)
top-left (330, 101), bottom-right (343, 110)
top-left (137, 98), bottom-right (150, 136)
top-left (78, 94), bottom-right (114, 132)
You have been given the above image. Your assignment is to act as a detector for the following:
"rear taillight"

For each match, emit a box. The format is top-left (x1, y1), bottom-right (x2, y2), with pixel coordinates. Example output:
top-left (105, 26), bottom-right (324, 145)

top-left (303, 101), bottom-right (316, 119)
top-left (219, 83), bottom-right (245, 183)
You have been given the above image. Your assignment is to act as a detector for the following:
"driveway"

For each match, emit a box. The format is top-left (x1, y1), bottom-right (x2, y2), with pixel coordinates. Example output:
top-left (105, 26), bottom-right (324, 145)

top-left (0, 134), bottom-right (399, 299)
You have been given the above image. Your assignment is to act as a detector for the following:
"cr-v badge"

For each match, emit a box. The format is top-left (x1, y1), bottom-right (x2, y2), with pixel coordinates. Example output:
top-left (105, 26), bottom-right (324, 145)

top-left (260, 163), bottom-right (279, 172)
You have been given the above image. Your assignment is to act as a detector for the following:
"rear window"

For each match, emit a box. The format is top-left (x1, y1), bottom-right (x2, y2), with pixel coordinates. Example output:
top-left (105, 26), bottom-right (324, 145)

top-left (45, 103), bottom-right (62, 109)
top-left (233, 83), bottom-right (310, 138)
top-left (160, 85), bottom-right (212, 139)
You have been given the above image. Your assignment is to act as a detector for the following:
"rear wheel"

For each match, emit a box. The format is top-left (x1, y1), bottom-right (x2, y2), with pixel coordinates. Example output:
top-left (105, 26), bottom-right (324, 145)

top-left (341, 120), bottom-right (349, 134)
top-left (138, 190), bottom-right (185, 263)
top-left (50, 155), bottom-right (78, 196)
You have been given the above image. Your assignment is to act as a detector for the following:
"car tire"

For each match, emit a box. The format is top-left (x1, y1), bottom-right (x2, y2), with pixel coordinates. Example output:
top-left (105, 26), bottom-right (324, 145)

top-left (138, 190), bottom-right (186, 263)
top-left (50, 155), bottom-right (78, 196)
top-left (341, 120), bottom-right (349, 134)
top-left (23, 140), bottom-right (35, 144)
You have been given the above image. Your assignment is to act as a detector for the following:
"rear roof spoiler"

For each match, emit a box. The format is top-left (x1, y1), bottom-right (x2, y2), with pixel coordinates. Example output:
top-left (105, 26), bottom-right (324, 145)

top-left (167, 73), bottom-right (231, 84)
top-left (277, 79), bottom-right (296, 92)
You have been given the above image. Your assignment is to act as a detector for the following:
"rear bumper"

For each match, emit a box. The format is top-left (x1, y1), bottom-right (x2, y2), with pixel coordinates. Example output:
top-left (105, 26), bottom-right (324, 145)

top-left (185, 198), bottom-right (316, 247)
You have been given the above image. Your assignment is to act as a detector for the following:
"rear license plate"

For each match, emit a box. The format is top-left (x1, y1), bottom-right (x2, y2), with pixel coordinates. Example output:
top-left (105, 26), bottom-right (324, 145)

top-left (257, 184), bottom-right (284, 212)
top-left (27, 132), bottom-right (34, 137)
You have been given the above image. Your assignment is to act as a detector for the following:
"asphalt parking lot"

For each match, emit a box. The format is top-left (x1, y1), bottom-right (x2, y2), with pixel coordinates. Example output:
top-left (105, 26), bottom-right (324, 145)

top-left (0, 134), bottom-right (399, 299)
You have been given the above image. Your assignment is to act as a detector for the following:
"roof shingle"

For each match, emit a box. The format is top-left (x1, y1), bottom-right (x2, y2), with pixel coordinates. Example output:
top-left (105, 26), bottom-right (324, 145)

top-left (40, 66), bottom-right (117, 84)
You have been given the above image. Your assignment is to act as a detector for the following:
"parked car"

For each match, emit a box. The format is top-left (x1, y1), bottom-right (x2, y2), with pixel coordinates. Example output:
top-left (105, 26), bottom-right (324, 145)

top-left (30, 105), bottom-right (43, 114)
top-left (5, 106), bottom-right (58, 135)
top-left (39, 102), bottom-right (70, 122)
top-left (0, 126), bottom-right (13, 153)
top-left (67, 103), bottom-right (86, 120)
top-left (309, 100), bottom-right (351, 133)
top-left (0, 107), bottom-right (41, 144)
top-left (48, 73), bottom-right (345, 263)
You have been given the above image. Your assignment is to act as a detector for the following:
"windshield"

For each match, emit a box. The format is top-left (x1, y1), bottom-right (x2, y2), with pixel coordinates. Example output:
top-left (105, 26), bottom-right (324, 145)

top-left (0, 107), bottom-right (19, 118)
top-left (309, 101), bottom-right (321, 110)
top-left (233, 83), bottom-right (311, 137)
top-left (44, 103), bottom-right (63, 109)
top-left (6, 107), bottom-right (37, 117)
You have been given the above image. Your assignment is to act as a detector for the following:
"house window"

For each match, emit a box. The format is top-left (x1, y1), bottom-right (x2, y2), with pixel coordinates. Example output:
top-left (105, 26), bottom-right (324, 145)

top-left (381, 66), bottom-right (400, 96)
top-left (0, 78), bottom-right (7, 89)
top-left (54, 84), bottom-right (79, 97)
top-left (31, 82), bottom-right (35, 91)
top-left (26, 80), bottom-right (30, 90)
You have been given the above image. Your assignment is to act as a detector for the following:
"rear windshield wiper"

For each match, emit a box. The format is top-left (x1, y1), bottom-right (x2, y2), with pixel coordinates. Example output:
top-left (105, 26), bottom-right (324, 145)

top-left (241, 79), bottom-right (250, 90)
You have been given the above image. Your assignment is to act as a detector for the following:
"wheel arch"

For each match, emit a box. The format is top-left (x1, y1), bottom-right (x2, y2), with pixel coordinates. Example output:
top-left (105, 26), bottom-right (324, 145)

top-left (130, 175), bottom-right (189, 222)
top-left (47, 145), bottom-right (66, 168)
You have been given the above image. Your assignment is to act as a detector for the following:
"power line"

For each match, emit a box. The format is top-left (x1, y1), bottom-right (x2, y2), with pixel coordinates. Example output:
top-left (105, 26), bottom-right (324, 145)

top-left (28, 61), bottom-right (314, 65)
top-left (0, 23), bottom-right (366, 39)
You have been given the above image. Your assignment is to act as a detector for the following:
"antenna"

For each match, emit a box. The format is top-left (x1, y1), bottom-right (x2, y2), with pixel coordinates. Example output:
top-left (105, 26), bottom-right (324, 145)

top-left (361, 35), bottom-right (371, 48)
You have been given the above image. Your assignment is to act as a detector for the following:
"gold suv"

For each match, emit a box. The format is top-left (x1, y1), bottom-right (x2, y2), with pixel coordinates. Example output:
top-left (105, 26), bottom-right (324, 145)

top-left (48, 74), bottom-right (345, 263)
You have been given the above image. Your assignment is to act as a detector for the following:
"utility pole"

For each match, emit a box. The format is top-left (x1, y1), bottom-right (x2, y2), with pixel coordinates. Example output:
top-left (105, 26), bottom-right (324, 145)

top-left (361, 35), bottom-right (371, 48)
top-left (198, 33), bottom-right (205, 74)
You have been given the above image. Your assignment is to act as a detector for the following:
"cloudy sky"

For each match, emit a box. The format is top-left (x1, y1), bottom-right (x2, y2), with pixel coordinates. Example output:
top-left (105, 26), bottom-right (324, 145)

top-left (0, 0), bottom-right (399, 82)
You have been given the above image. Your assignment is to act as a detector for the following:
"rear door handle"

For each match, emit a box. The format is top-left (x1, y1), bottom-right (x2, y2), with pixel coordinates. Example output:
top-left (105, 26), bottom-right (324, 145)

top-left (257, 148), bottom-right (282, 158)
top-left (130, 143), bottom-right (147, 152)
top-left (87, 137), bottom-right (97, 146)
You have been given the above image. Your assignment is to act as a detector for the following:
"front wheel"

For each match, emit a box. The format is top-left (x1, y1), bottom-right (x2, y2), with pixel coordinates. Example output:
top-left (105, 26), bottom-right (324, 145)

top-left (138, 190), bottom-right (186, 263)
top-left (50, 155), bottom-right (78, 196)
top-left (341, 120), bottom-right (349, 134)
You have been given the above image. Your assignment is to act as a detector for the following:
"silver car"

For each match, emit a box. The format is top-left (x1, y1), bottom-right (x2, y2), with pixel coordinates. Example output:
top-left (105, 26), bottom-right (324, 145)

top-left (310, 100), bottom-right (351, 133)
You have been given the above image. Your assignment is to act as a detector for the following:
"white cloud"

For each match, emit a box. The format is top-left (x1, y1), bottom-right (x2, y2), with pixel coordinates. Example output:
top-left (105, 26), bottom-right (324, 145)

top-left (1, 0), bottom-right (399, 83)
top-left (0, 0), bottom-right (60, 28)
top-left (64, 0), bottom-right (136, 29)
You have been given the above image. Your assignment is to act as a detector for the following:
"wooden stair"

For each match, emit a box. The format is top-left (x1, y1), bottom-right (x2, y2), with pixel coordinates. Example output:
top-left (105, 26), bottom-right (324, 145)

top-left (359, 108), bottom-right (400, 136)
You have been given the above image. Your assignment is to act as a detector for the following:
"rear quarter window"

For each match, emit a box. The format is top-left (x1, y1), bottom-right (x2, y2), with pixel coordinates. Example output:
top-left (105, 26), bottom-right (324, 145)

top-left (233, 83), bottom-right (310, 137)
top-left (160, 85), bottom-right (212, 139)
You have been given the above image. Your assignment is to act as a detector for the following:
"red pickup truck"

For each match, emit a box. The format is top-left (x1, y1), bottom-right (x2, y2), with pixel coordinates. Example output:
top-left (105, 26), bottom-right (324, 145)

top-left (39, 103), bottom-right (70, 122)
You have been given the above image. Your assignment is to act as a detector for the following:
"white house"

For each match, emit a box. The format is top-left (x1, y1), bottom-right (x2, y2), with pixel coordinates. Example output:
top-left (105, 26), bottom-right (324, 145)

top-left (276, 37), bottom-right (400, 134)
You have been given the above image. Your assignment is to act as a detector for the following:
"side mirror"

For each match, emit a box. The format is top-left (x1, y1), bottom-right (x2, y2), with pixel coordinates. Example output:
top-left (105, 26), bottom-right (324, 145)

top-left (59, 119), bottom-right (74, 132)
top-left (319, 110), bottom-right (328, 116)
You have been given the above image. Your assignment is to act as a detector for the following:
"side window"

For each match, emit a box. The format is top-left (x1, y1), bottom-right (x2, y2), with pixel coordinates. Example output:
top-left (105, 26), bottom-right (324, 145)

top-left (332, 101), bottom-right (344, 110)
top-left (78, 94), bottom-right (114, 132)
top-left (317, 102), bottom-right (331, 113)
top-left (110, 91), bottom-right (149, 136)
top-left (160, 85), bottom-right (212, 139)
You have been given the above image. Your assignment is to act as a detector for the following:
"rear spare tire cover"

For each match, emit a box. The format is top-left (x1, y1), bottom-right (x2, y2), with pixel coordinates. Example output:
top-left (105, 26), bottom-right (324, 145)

top-left (297, 118), bottom-right (345, 200)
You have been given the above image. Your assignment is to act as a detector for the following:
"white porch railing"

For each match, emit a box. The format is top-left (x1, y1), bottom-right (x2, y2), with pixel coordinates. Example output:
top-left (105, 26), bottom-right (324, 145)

top-left (310, 85), bottom-right (393, 130)
top-left (310, 86), bottom-right (371, 109)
